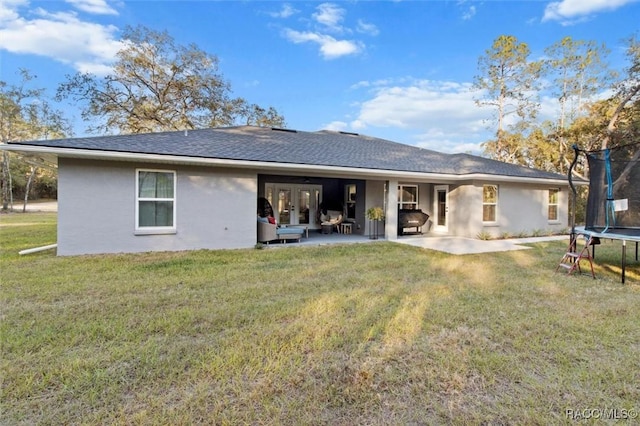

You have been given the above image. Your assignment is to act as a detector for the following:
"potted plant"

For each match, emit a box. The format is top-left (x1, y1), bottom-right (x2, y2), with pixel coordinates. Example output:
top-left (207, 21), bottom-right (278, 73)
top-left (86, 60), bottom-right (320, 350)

top-left (366, 207), bottom-right (385, 239)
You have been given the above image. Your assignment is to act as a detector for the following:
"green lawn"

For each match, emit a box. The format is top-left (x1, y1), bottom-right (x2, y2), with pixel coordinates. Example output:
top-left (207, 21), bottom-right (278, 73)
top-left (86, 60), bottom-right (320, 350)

top-left (2, 212), bottom-right (639, 425)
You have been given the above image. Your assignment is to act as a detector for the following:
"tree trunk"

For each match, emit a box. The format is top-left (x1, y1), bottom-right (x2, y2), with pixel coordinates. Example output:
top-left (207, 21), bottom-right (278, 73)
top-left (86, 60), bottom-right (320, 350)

top-left (22, 165), bottom-right (37, 213)
top-left (2, 151), bottom-right (11, 211)
top-left (601, 85), bottom-right (640, 150)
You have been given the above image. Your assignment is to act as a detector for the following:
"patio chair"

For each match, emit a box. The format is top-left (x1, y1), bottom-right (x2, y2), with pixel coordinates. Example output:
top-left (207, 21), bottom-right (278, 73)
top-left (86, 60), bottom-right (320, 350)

top-left (320, 210), bottom-right (343, 233)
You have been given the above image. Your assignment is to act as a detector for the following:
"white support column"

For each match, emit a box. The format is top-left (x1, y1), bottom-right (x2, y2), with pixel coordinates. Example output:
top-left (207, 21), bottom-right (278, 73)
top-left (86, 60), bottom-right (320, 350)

top-left (385, 180), bottom-right (398, 240)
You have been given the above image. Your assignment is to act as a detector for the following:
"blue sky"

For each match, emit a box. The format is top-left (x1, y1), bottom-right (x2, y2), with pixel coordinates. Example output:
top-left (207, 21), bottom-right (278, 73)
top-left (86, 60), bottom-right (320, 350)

top-left (1, 0), bottom-right (639, 153)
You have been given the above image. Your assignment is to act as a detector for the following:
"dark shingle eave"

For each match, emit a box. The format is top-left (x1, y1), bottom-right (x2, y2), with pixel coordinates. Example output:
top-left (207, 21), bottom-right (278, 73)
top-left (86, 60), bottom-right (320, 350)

top-left (5, 126), bottom-right (570, 182)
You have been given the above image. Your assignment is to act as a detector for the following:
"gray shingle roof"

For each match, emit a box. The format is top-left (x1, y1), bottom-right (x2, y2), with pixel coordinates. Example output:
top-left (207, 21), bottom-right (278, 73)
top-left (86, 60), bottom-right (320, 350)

top-left (10, 125), bottom-right (567, 180)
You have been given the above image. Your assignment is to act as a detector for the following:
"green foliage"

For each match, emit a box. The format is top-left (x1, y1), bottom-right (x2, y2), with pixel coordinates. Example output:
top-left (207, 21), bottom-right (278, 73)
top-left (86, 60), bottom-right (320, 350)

top-left (365, 206), bottom-right (385, 221)
top-left (56, 25), bottom-right (285, 135)
top-left (482, 130), bottom-right (527, 166)
top-left (474, 35), bottom-right (542, 161)
top-left (2, 153), bottom-right (56, 199)
top-left (542, 36), bottom-right (612, 172)
top-left (476, 230), bottom-right (493, 240)
top-left (568, 182), bottom-right (588, 226)
top-left (543, 36), bottom-right (613, 125)
top-left (1, 70), bottom-right (66, 209)
top-left (476, 34), bottom-right (639, 174)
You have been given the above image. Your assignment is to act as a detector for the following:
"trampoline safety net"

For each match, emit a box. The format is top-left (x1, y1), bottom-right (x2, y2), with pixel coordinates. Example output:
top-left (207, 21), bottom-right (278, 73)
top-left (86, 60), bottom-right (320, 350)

top-left (584, 143), bottom-right (640, 234)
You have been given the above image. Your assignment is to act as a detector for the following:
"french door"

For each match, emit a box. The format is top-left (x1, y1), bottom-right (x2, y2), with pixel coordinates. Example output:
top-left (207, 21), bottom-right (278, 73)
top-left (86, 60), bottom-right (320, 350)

top-left (434, 185), bottom-right (449, 233)
top-left (265, 183), bottom-right (322, 228)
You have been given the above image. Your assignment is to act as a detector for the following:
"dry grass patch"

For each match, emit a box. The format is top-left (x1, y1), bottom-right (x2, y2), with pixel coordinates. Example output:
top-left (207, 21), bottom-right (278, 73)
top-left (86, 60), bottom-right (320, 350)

top-left (1, 213), bottom-right (639, 424)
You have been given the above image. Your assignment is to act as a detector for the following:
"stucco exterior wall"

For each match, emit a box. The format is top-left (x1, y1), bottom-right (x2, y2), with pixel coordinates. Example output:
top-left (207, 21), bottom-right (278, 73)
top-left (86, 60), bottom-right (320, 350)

top-left (448, 184), bottom-right (477, 237)
top-left (57, 158), bottom-right (257, 255)
top-left (448, 181), bottom-right (568, 238)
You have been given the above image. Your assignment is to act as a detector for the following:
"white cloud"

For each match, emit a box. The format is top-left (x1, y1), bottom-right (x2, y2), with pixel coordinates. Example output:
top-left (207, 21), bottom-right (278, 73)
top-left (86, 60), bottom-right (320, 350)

top-left (457, 0), bottom-right (478, 21)
top-left (312, 3), bottom-right (345, 32)
top-left (65, 0), bottom-right (119, 15)
top-left (0, 4), bottom-right (123, 75)
top-left (323, 120), bottom-right (349, 131)
top-left (461, 5), bottom-right (476, 20)
top-left (346, 77), bottom-right (610, 153)
top-left (268, 3), bottom-right (298, 19)
top-left (416, 136), bottom-right (483, 155)
top-left (348, 79), bottom-right (493, 152)
top-left (543, 0), bottom-right (635, 23)
top-left (357, 80), bottom-right (483, 128)
top-left (356, 19), bottom-right (379, 36)
top-left (0, 0), bottom-right (26, 21)
top-left (350, 78), bottom-right (398, 90)
top-left (283, 29), bottom-right (362, 59)
top-left (280, 3), bottom-right (376, 60)
top-left (350, 119), bottom-right (367, 131)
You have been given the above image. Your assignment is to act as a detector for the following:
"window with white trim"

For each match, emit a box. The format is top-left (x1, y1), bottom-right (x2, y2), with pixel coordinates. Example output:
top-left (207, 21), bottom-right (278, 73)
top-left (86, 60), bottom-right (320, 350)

top-left (482, 184), bottom-right (498, 222)
top-left (398, 185), bottom-right (418, 210)
top-left (548, 188), bottom-right (559, 221)
top-left (136, 169), bottom-right (176, 232)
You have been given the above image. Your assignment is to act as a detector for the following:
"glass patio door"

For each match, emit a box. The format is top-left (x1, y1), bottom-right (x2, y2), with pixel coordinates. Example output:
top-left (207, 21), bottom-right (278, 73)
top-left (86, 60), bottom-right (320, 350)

top-left (434, 185), bottom-right (449, 233)
top-left (267, 184), bottom-right (322, 228)
top-left (298, 188), bottom-right (311, 225)
top-left (277, 188), bottom-right (292, 225)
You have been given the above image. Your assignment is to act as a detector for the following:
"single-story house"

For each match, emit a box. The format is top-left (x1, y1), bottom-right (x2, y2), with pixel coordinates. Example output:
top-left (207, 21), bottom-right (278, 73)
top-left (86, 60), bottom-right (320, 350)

top-left (4, 126), bottom-right (571, 255)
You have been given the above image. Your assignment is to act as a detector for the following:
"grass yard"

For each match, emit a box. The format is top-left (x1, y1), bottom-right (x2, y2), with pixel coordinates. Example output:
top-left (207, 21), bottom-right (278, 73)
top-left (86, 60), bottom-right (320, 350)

top-left (1, 212), bottom-right (639, 425)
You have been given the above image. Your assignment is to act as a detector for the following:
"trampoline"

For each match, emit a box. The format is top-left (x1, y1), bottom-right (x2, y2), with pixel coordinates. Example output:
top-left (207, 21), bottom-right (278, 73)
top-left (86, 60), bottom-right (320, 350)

top-left (568, 143), bottom-right (640, 283)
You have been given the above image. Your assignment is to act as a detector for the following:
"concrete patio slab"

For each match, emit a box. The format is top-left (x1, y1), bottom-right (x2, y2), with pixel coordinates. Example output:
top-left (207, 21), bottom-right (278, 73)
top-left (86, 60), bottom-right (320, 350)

top-left (393, 235), bottom-right (568, 255)
top-left (262, 230), bottom-right (568, 255)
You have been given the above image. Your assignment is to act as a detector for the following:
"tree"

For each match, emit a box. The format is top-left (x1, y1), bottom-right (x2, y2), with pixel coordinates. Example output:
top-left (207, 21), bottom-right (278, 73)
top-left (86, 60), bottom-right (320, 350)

top-left (558, 36), bottom-right (639, 153)
top-left (524, 124), bottom-right (561, 172)
top-left (473, 35), bottom-right (542, 162)
top-left (481, 130), bottom-right (527, 165)
top-left (1, 70), bottom-right (68, 210)
top-left (543, 36), bottom-right (613, 173)
top-left (241, 104), bottom-right (286, 128)
top-left (600, 35), bottom-right (640, 151)
top-left (544, 37), bottom-right (612, 126)
top-left (57, 26), bottom-right (285, 134)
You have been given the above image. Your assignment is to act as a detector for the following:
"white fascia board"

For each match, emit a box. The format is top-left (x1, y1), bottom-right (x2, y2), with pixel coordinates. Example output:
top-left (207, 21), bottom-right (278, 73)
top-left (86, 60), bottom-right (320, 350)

top-left (466, 174), bottom-right (576, 186)
top-left (2, 144), bottom-right (574, 185)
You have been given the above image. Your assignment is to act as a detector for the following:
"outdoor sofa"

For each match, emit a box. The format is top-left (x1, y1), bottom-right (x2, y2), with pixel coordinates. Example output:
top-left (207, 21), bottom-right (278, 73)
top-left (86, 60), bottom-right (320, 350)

top-left (257, 218), bottom-right (305, 243)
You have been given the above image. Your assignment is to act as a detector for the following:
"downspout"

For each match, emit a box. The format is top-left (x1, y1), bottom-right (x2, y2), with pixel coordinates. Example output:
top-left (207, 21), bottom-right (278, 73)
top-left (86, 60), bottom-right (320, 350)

top-left (19, 243), bottom-right (57, 255)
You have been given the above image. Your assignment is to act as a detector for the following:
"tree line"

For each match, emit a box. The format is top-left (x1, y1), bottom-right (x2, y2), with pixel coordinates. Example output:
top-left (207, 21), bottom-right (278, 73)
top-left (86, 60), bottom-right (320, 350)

top-left (473, 34), bottom-right (640, 178)
top-left (1, 26), bottom-right (286, 210)
top-left (1, 27), bottom-right (639, 211)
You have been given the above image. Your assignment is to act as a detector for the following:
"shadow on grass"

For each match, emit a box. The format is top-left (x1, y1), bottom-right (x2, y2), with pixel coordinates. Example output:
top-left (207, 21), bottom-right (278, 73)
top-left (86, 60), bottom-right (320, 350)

top-left (2, 215), bottom-right (639, 424)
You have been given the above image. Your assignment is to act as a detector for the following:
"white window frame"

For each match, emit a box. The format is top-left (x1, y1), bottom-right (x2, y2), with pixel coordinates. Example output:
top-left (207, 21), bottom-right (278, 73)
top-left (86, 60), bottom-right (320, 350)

top-left (548, 188), bottom-right (560, 223)
top-left (482, 184), bottom-right (498, 224)
top-left (398, 184), bottom-right (419, 210)
top-left (135, 169), bottom-right (177, 235)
